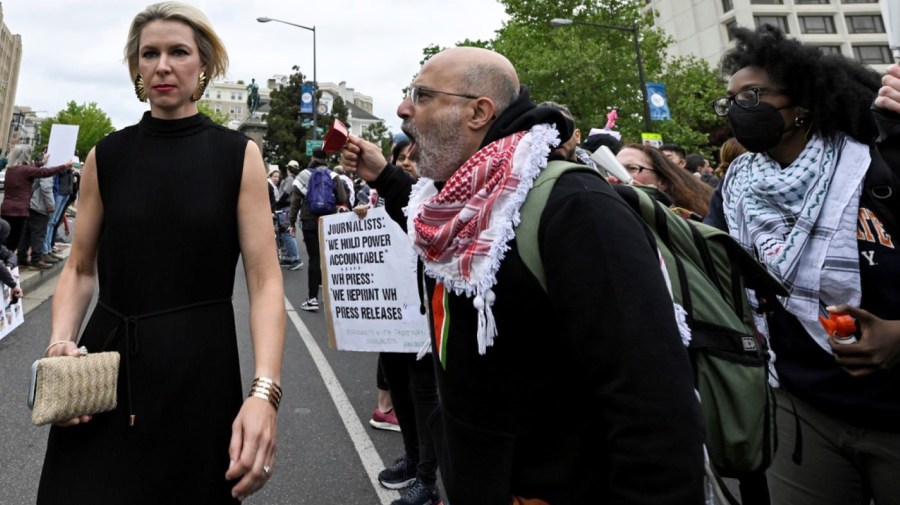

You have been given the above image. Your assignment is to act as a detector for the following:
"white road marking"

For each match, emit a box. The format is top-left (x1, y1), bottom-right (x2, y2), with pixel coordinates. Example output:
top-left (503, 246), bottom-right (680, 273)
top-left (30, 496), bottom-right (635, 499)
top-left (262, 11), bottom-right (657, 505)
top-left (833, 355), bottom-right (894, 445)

top-left (284, 298), bottom-right (398, 505)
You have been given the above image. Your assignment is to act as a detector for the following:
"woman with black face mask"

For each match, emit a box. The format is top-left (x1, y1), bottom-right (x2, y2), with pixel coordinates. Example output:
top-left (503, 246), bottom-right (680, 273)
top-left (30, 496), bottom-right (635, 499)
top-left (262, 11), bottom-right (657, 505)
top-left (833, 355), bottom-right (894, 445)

top-left (704, 25), bottom-right (900, 505)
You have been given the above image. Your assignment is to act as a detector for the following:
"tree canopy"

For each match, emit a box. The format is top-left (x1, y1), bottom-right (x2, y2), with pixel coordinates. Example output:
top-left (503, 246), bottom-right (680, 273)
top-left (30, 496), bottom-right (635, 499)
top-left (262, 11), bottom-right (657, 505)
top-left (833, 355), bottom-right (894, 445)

top-left (418, 0), bottom-right (724, 156)
top-left (38, 101), bottom-right (116, 159)
top-left (197, 101), bottom-right (230, 125)
top-left (361, 121), bottom-right (393, 159)
top-left (264, 65), bottom-right (348, 167)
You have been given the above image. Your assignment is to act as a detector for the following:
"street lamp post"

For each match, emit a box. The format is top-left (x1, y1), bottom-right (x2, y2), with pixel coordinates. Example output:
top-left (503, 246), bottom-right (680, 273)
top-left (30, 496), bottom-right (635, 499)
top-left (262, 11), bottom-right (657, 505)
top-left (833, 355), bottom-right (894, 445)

top-left (257, 16), bottom-right (318, 140)
top-left (550, 18), bottom-right (653, 133)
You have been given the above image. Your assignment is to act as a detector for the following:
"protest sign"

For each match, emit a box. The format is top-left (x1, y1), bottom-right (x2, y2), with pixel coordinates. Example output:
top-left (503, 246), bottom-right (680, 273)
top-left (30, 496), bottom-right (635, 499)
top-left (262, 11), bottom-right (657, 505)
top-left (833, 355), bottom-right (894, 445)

top-left (320, 208), bottom-right (430, 352)
top-left (45, 124), bottom-right (79, 168)
top-left (0, 267), bottom-right (24, 342)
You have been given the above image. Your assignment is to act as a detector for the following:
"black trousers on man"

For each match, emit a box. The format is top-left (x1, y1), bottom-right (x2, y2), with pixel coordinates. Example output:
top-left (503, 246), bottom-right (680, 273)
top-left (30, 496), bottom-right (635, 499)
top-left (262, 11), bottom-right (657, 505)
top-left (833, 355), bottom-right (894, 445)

top-left (380, 352), bottom-right (439, 487)
top-left (302, 229), bottom-right (321, 301)
top-left (17, 209), bottom-right (49, 263)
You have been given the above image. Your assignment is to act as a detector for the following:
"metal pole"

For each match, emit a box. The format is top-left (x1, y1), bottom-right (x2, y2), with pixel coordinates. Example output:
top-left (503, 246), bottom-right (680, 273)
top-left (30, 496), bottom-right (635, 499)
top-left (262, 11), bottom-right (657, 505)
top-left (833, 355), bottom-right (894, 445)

top-left (631, 25), bottom-right (652, 133)
top-left (312, 26), bottom-right (318, 141)
top-left (551, 19), bottom-right (654, 133)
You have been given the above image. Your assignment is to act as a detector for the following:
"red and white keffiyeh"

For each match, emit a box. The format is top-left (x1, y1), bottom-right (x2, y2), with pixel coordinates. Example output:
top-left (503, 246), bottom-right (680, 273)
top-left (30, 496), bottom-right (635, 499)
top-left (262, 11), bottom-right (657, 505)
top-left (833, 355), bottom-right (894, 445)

top-left (406, 124), bottom-right (560, 354)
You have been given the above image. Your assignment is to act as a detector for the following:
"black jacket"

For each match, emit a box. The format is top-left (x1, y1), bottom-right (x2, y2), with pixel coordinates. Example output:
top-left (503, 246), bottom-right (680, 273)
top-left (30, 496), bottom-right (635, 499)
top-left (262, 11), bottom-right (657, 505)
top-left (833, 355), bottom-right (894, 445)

top-left (371, 88), bottom-right (705, 504)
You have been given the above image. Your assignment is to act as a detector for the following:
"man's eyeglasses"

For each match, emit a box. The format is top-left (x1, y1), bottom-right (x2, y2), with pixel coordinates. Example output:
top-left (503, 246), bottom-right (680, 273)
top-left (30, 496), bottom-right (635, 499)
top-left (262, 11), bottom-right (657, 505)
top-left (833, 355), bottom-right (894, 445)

top-left (624, 164), bottom-right (656, 175)
top-left (710, 87), bottom-right (790, 117)
top-left (405, 85), bottom-right (479, 105)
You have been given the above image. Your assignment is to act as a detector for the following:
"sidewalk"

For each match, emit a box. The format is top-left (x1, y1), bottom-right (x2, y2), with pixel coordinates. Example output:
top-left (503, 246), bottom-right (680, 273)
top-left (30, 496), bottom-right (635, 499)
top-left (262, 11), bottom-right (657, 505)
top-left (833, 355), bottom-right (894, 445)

top-left (17, 208), bottom-right (75, 296)
top-left (18, 242), bottom-right (70, 294)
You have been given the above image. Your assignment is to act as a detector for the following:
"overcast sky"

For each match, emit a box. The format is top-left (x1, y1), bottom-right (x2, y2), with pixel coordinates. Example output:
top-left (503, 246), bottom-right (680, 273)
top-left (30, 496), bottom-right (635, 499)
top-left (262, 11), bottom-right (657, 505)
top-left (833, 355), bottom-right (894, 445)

top-left (2, 0), bottom-right (508, 134)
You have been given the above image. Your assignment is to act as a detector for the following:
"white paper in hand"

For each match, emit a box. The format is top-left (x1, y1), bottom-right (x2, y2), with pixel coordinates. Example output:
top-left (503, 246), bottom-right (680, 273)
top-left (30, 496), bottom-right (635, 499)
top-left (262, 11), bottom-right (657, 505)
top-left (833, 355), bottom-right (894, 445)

top-left (45, 124), bottom-right (79, 168)
top-left (590, 145), bottom-right (633, 184)
top-left (883, 1), bottom-right (900, 60)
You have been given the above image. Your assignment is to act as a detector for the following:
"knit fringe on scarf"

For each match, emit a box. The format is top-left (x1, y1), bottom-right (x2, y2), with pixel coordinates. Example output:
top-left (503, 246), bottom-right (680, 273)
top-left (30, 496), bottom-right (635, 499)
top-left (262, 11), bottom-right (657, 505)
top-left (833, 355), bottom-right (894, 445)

top-left (406, 124), bottom-right (559, 355)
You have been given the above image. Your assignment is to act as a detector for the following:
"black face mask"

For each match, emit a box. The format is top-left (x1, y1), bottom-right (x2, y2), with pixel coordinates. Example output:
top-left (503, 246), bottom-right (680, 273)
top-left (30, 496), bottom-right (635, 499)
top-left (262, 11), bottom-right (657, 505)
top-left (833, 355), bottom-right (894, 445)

top-left (727, 102), bottom-right (794, 153)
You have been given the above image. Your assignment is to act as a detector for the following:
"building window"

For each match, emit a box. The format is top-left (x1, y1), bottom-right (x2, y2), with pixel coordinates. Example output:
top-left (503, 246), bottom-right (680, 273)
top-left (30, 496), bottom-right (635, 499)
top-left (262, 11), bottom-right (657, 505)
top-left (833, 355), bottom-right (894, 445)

top-left (853, 45), bottom-right (892, 64)
top-left (237, 106), bottom-right (243, 114)
top-left (725, 19), bottom-right (738, 40)
top-left (216, 91), bottom-right (221, 99)
top-left (796, 0), bottom-right (829, 3)
top-left (799, 16), bottom-right (836, 34)
top-left (846, 15), bottom-right (885, 33)
top-left (754, 15), bottom-right (789, 33)
top-left (214, 104), bottom-right (221, 112)
top-left (750, 0), bottom-right (783, 4)
top-left (238, 93), bottom-right (243, 101)
top-left (816, 45), bottom-right (843, 55)
top-left (722, 0), bottom-right (733, 12)
top-left (231, 92), bottom-right (236, 100)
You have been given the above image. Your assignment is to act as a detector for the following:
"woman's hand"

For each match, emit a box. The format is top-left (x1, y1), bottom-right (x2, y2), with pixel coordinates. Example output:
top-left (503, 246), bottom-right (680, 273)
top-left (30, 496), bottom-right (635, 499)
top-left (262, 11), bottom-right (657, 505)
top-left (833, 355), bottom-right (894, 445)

top-left (226, 397), bottom-right (277, 501)
top-left (353, 205), bottom-right (369, 219)
top-left (828, 304), bottom-right (900, 377)
top-left (46, 340), bottom-right (94, 426)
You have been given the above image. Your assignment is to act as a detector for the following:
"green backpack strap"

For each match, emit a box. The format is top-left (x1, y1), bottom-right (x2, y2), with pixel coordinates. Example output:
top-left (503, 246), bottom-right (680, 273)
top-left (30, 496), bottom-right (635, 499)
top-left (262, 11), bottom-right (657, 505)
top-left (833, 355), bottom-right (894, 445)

top-left (516, 160), bottom-right (601, 291)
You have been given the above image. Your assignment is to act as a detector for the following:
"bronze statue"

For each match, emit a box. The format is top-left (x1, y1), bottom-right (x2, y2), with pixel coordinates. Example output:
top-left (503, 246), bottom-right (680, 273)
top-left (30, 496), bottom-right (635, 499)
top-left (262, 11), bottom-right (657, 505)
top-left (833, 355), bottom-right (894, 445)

top-left (247, 78), bottom-right (260, 115)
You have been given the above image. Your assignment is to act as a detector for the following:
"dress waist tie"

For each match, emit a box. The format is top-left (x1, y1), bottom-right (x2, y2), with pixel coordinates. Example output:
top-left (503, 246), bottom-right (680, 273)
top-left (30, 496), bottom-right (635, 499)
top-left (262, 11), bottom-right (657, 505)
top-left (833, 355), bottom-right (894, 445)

top-left (98, 297), bottom-right (233, 427)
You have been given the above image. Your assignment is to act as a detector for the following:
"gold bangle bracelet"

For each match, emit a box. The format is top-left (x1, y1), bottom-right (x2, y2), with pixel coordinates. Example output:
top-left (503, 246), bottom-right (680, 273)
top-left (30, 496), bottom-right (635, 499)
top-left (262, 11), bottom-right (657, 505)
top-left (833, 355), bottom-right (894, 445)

top-left (249, 390), bottom-right (281, 410)
top-left (248, 377), bottom-right (282, 410)
top-left (44, 340), bottom-right (70, 356)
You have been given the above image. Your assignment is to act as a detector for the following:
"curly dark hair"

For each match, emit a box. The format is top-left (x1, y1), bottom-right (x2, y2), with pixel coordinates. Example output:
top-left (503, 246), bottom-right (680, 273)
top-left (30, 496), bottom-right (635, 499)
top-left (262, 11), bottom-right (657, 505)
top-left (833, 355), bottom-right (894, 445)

top-left (721, 25), bottom-right (881, 144)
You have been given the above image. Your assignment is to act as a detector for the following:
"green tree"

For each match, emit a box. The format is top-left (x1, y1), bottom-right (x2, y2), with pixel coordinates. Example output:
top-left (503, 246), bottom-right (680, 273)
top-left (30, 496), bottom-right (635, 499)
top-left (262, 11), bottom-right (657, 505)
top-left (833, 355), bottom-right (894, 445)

top-left (264, 65), bottom-right (315, 167)
top-left (264, 66), bottom-right (350, 167)
top-left (329, 96), bottom-right (350, 130)
top-left (197, 101), bottom-right (230, 125)
top-left (38, 101), bottom-right (116, 159)
top-left (361, 121), bottom-right (393, 158)
top-left (418, 0), bottom-right (724, 156)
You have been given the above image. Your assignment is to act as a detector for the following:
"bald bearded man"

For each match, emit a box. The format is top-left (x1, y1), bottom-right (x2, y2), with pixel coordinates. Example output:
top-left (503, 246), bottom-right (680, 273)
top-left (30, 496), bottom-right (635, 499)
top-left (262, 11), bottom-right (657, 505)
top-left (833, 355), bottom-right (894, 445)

top-left (343, 47), bottom-right (705, 505)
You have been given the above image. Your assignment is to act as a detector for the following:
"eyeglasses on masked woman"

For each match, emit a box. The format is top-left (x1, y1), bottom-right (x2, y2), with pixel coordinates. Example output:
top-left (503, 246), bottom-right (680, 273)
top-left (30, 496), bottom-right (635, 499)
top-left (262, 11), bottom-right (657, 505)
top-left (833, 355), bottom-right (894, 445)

top-left (710, 87), bottom-right (790, 117)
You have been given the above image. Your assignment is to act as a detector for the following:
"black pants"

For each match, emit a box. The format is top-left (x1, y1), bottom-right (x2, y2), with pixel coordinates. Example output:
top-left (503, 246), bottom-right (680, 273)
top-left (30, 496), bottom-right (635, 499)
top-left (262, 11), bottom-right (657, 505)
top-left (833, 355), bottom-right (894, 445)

top-left (17, 210), bottom-right (49, 263)
top-left (3, 215), bottom-right (27, 250)
top-left (380, 352), bottom-right (439, 487)
top-left (376, 354), bottom-right (389, 390)
top-left (302, 229), bottom-right (321, 300)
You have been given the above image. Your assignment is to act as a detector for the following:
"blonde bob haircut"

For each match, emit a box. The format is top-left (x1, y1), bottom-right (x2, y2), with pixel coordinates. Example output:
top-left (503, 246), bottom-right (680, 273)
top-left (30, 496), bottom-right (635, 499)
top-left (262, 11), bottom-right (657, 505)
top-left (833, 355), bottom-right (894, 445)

top-left (124, 2), bottom-right (228, 80)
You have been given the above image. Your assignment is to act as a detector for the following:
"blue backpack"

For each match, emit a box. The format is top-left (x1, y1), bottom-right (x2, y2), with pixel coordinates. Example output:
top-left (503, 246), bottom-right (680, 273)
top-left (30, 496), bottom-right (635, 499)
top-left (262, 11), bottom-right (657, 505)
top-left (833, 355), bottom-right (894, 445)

top-left (306, 168), bottom-right (336, 215)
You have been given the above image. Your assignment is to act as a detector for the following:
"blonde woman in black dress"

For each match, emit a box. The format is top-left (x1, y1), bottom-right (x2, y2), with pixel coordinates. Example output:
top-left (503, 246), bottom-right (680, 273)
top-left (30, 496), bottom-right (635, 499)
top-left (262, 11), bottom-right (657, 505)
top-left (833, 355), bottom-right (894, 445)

top-left (38, 3), bottom-right (285, 503)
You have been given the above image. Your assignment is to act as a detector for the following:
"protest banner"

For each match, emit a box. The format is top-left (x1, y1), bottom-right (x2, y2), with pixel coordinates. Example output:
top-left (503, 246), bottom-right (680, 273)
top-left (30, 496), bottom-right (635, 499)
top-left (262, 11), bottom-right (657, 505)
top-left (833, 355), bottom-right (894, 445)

top-left (0, 267), bottom-right (25, 342)
top-left (319, 207), bottom-right (430, 352)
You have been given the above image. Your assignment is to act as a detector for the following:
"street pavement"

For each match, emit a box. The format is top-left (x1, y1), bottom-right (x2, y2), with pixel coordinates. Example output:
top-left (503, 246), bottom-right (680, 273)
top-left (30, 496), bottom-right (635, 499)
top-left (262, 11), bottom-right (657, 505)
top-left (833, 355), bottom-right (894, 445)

top-left (0, 234), bottom-right (416, 504)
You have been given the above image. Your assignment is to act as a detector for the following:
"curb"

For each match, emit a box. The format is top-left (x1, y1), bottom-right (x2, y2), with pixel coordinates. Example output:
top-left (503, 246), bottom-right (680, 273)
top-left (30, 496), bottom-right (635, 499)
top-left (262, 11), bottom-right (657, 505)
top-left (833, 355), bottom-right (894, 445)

top-left (18, 245), bottom-right (70, 295)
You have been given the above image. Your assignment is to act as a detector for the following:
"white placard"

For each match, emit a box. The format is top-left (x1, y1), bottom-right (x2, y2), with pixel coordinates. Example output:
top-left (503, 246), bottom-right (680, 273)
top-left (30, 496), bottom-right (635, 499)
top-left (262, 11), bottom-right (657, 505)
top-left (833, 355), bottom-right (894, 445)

top-left (320, 207), bottom-right (430, 352)
top-left (883, 0), bottom-right (900, 59)
top-left (45, 124), bottom-right (79, 168)
top-left (0, 267), bottom-right (25, 342)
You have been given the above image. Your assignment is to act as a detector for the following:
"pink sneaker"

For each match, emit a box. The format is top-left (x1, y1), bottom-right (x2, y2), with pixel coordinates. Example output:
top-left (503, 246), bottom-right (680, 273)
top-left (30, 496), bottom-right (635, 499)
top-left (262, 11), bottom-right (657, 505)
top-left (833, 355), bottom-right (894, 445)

top-left (370, 408), bottom-right (401, 432)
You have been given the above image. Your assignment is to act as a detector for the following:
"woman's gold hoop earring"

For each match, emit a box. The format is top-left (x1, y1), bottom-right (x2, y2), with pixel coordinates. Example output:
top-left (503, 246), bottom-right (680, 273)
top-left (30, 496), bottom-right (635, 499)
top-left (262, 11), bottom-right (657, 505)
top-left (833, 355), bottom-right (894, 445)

top-left (134, 74), bottom-right (148, 102)
top-left (191, 72), bottom-right (208, 102)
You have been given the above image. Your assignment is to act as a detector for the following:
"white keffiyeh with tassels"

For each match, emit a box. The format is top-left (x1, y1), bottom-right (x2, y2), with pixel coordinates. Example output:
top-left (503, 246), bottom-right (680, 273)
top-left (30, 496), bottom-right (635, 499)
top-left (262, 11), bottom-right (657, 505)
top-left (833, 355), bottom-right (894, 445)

top-left (721, 132), bottom-right (870, 351)
top-left (406, 124), bottom-right (558, 354)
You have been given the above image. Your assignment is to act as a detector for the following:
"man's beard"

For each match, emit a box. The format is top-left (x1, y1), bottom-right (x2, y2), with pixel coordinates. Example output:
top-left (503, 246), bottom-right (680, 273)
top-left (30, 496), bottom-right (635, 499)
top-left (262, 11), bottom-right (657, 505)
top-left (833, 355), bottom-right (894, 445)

top-left (402, 105), bottom-right (469, 182)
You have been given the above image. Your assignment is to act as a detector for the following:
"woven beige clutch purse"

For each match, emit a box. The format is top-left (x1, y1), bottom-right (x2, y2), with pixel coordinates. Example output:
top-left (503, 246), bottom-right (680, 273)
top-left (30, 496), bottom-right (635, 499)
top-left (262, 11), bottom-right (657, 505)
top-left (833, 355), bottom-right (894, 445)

top-left (29, 352), bottom-right (120, 426)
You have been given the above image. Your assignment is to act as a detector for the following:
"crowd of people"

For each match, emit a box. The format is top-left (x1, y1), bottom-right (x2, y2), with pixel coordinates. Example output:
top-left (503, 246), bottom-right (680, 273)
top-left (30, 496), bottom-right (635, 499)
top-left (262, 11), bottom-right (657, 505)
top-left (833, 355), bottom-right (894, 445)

top-left (20, 1), bottom-right (900, 504)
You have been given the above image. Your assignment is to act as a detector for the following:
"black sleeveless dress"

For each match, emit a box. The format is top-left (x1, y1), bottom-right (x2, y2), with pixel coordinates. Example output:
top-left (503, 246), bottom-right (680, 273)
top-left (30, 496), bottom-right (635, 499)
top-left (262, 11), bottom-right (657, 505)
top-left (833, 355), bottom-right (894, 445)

top-left (38, 112), bottom-right (250, 505)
